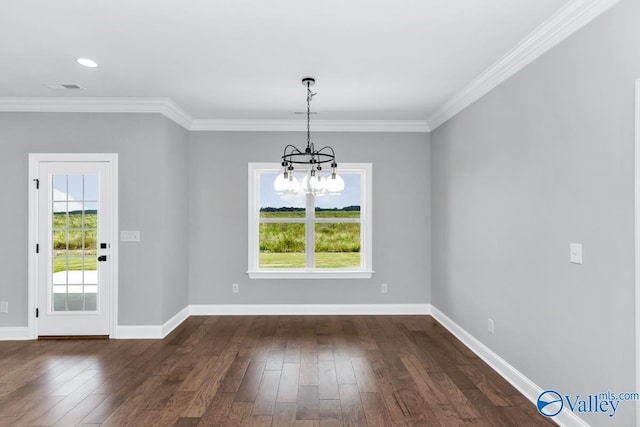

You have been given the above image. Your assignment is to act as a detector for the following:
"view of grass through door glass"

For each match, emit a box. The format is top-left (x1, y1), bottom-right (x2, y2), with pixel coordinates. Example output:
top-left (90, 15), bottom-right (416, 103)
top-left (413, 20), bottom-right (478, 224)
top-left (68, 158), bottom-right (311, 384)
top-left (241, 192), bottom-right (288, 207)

top-left (259, 171), bottom-right (361, 269)
top-left (51, 174), bottom-right (98, 311)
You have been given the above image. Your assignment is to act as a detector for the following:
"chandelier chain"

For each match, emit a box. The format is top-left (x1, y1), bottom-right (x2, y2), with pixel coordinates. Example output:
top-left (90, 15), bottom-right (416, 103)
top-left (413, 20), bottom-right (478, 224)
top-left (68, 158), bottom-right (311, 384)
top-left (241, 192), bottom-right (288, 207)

top-left (307, 83), bottom-right (311, 149)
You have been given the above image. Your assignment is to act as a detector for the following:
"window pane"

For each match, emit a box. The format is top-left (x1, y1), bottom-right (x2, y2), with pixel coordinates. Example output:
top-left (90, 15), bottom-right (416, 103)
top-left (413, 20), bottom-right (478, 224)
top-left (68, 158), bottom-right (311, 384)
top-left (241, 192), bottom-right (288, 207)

top-left (83, 230), bottom-right (97, 251)
top-left (52, 230), bottom-right (67, 251)
top-left (53, 293), bottom-right (66, 311)
top-left (67, 175), bottom-right (83, 201)
top-left (52, 204), bottom-right (68, 229)
top-left (84, 292), bottom-right (97, 311)
top-left (67, 292), bottom-right (83, 311)
top-left (67, 230), bottom-right (82, 249)
top-left (52, 175), bottom-right (67, 200)
top-left (260, 172), bottom-right (305, 218)
top-left (84, 267), bottom-right (98, 284)
top-left (67, 260), bottom-right (84, 284)
top-left (52, 264), bottom-right (67, 284)
top-left (315, 223), bottom-right (361, 269)
top-left (260, 209), bottom-right (305, 218)
top-left (315, 208), bottom-right (360, 219)
top-left (315, 173), bottom-right (361, 218)
top-left (259, 223), bottom-right (305, 268)
top-left (68, 213), bottom-right (83, 229)
top-left (84, 175), bottom-right (98, 201)
top-left (84, 203), bottom-right (97, 227)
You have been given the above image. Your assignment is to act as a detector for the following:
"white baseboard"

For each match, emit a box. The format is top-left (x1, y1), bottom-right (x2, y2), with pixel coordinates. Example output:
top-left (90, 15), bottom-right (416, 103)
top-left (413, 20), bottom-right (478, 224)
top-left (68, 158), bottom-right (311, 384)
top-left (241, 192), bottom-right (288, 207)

top-left (114, 305), bottom-right (190, 339)
top-left (162, 305), bottom-right (190, 337)
top-left (115, 304), bottom-right (431, 337)
top-left (430, 306), bottom-right (589, 427)
top-left (189, 303), bottom-right (431, 316)
top-left (5, 304), bottom-right (431, 341)
top-left (113, 324), bottom-right (163, 339)
top-left (0, 327), bottom-right (30, 340)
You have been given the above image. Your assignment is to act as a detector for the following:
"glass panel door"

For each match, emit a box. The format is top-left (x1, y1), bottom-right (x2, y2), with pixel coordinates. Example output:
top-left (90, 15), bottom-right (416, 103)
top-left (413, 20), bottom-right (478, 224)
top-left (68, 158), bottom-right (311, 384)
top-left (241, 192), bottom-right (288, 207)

top-left (36, 159), bottom-right (113, 336)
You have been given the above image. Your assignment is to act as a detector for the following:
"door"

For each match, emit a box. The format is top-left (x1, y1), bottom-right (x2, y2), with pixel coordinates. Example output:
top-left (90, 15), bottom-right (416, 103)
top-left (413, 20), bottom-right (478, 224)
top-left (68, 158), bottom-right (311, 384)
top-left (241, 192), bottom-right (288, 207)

top-left (34, 159), bottom-right (114, 336)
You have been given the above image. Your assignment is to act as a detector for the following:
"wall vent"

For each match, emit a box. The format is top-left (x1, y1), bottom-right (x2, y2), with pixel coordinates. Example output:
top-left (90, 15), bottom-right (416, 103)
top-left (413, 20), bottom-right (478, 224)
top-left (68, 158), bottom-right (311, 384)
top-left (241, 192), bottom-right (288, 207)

top-left (42, 83), bottom-right (85, 90)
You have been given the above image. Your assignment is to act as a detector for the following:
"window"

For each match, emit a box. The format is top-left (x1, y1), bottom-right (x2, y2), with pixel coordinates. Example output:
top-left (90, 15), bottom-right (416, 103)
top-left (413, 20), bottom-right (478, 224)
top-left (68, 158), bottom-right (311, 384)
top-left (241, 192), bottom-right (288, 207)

top-left (248, 163), bottom-right (372, 279)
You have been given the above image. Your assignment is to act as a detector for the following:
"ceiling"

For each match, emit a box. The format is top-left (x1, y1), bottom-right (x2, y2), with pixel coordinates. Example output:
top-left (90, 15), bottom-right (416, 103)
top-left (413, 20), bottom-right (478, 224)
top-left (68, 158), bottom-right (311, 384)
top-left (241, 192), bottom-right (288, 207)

top-left (0, 0), bottom-right (607, 128)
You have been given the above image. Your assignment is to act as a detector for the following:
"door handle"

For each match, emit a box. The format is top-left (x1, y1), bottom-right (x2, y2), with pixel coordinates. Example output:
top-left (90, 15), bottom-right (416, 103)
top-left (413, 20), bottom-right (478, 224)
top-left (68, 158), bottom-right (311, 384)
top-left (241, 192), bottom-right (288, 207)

top-left (98, 255), bottom-right (107, 262)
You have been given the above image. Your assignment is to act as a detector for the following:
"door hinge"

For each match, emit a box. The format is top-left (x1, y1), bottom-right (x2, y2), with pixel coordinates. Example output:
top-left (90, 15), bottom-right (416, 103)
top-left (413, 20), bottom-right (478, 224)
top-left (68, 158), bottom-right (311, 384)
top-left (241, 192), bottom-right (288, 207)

top-left (32, 178), bottom-right (39, 189)
top-left (36, 243), bottom-right (39, 254)
top-left (36, 308), bottom-right (39, 318)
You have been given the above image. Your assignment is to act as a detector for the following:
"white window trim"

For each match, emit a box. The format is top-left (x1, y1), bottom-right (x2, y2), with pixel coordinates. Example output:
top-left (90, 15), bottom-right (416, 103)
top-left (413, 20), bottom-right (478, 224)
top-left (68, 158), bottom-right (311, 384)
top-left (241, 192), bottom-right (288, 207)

top-left (248, 162), bottom-right (373, 279)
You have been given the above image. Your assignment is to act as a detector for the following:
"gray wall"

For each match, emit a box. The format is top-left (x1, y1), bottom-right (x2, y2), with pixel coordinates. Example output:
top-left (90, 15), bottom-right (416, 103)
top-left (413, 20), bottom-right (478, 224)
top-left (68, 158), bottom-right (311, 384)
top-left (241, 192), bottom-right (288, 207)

top-left (159, 119), bottom-right (190, 322)
top-left (0, 113), bottom-right (189, 327)
top-left (431, 1), bottom-right (639, 425)
top-left (188, 131), bottom-right (431, 305)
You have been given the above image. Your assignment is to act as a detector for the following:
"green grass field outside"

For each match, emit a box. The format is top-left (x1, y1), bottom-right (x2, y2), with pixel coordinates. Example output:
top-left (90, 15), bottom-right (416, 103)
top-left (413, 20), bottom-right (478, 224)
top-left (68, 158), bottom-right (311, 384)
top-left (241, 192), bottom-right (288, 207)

top-left (52, 211), bottom-right (361, 271)
top-left (53, 212), bottom-right (98, 273)
top-left (259, 252), bottom-right (360, 269)
top-left (53, 255), bottom-right (97, 273)
top-left (259, 210), bottom-right (361, 268)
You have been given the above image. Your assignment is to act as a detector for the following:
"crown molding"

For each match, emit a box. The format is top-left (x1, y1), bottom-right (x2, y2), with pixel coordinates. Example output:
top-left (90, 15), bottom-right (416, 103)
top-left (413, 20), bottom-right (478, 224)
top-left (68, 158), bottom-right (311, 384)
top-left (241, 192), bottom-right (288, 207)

top-left (158, 98), bottom-right (194, 129)
top-left (426, 0), bottom-right (622, 130)
top-left (0, 97), bottom-right (429, 132)
top-left (0, 97), bottom-right (194, 129)
top-left (190, 118), bottom-right (430, 132)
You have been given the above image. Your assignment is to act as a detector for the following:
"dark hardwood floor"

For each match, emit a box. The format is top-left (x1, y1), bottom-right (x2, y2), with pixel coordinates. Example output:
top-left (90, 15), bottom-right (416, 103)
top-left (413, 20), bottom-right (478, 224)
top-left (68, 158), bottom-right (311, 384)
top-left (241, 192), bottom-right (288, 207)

top-left (0, 315), bottom-right (555, 426)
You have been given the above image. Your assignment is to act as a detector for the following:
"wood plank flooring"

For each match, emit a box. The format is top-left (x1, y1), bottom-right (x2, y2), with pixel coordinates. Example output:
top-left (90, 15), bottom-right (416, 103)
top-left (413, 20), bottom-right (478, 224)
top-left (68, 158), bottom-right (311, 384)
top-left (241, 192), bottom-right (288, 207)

top-left (0, 316), bottom-right (555, 426)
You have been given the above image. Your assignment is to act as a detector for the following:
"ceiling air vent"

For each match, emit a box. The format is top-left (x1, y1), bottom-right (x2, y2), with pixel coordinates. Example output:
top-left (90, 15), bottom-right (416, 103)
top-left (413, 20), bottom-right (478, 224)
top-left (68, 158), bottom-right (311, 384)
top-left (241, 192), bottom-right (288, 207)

top-left (42, 83), bottom-right (85, 90)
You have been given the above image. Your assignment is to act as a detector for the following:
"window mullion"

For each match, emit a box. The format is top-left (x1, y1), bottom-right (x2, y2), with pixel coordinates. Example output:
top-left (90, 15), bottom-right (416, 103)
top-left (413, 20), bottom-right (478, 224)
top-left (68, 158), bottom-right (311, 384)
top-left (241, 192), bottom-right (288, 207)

top-left (305, 193), bottom-right (314, 269)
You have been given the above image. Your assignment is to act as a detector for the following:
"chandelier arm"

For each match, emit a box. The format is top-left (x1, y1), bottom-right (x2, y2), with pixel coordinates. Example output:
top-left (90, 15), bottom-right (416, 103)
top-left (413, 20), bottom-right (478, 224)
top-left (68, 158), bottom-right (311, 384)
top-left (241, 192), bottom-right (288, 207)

top-left (282, 144), bottom-right (303, 157)
top-left (315, 146), bottom-right (337, 165)
top-left (315, 146), bottom-right (336, 156)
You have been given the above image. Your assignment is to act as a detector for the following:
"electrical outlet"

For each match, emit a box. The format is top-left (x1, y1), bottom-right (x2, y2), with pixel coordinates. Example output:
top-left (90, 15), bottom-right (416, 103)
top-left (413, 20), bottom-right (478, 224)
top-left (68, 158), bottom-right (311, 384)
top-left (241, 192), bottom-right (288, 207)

top-left (0, 301), bottom-right (7, 313)
top-left (381, 283), bottom-right (388, 294)
top-left (488, 318), bottom-right (495, 334)
top-left (232, 283), bottom-right (239, 293)
top-left (570, 243), bottom-right (582, 264)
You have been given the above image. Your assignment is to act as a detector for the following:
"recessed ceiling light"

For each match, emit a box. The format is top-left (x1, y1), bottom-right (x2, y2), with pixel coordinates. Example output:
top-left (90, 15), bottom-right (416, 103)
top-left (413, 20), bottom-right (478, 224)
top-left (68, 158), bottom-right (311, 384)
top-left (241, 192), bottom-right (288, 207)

top-left (76, 57), bottom-right (98, 68)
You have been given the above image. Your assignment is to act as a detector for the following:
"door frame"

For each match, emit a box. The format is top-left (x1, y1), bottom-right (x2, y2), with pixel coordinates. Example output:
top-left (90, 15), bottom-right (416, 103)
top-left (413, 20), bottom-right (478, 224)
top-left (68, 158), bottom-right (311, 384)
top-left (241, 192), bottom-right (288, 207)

top-left (635, 78), bottom-right (640, 426)
top-left (28, 153), bottom-right (119, 338)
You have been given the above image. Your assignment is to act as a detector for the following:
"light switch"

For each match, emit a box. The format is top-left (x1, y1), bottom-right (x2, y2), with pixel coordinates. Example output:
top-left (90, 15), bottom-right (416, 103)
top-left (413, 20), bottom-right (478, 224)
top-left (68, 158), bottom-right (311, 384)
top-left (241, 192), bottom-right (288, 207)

top-left (570, 243), bottom-right (582, 264)
top-left (120, 231), bottom-right (141, 242)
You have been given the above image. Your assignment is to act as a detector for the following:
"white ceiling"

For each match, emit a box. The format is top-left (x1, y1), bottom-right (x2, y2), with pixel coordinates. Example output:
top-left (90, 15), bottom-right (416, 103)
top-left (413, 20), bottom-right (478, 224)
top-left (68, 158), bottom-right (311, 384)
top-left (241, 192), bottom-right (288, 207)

top-left (0, 0), bottom-right (604, 126)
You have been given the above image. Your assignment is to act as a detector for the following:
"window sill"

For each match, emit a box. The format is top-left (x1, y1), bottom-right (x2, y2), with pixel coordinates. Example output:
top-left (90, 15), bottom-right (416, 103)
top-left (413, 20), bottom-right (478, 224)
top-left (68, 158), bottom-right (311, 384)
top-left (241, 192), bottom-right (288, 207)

top-left (247, 270), bottom-right (374, 279)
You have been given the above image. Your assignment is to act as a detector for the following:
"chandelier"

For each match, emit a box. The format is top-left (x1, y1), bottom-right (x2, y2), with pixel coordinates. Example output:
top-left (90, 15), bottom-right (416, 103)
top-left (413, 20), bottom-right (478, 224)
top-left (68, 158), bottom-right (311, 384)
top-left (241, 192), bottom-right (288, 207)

top-left (274, 78), bottom-right (344, 195)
